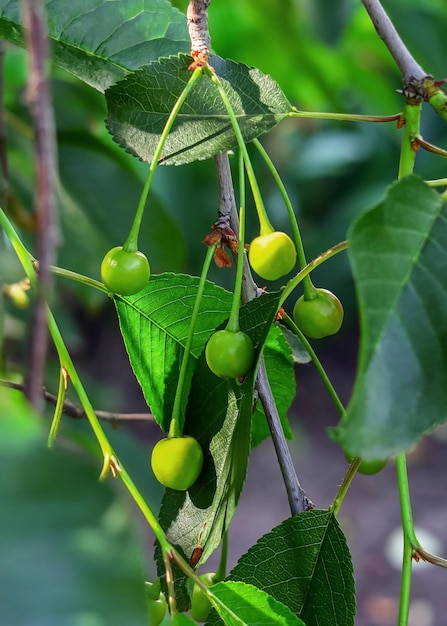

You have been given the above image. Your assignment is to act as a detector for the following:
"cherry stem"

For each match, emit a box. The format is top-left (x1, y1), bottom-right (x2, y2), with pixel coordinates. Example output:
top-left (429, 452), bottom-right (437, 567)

top-left (398, 102), bottom-right (421, 178)
top-left (225, 151), bottom-right (246, 334)
top-left (279, 240), bottom-right (349, 308)
top-left (330, 457), bottom-right (361, 516)
top-left (168, 241), bottom-right (218, 439)
top-left (395, 97), bottom-right (420, 624)
top-left (47, 366), bottom-right (68, 447)
top-left (215, 529), bottom-right (228, 582)
top-left (396, 452), bottom-right (414, 625)
top-left (123, 66), bottom-right (204, 253)
top-left (252, 138), bottom-right (316, 300)
top-left (206, 67), bottom-right (274, 236)
top-left (289, 108), bottom-right (402, 124)
top-left (49, 264), bottom-right (107, 293)
top-left (282, 312), bottom-right (345, 417)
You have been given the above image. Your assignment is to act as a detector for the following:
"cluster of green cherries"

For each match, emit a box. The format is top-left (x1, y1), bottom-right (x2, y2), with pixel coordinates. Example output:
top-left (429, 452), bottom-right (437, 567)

top-left (100, 224), bottom-right (348, 494)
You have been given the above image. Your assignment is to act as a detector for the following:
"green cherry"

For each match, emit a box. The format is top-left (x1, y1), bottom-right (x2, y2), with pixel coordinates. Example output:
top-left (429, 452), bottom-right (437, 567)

top-left (190, 572), bottom-right (216, 622)
top-left (146, 581), bottom-right (167, 626)
top-left (205, 330), bottom-right (255, 379)
top-left (101, 246), bottom-right (150, 296)
top-left (293, 288), bottom-right (343, 339)
top-left (345, 452), bottom-right (387, 475)
top-left (248, 231), bottom-right (296, 281)
top-left (151, 436), bottom-right (203, 491)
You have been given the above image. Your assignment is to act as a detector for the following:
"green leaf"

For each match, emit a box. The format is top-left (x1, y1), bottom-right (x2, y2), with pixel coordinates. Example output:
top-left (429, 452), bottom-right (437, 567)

top-left (0, 389), bottom-right (148, 626)
top-left (211, 511), bottom-right (355, 626)
top-left (209, 581), bottom-right (306, 626)
top-left (333, 176), bottom-right (447, 460)
top-left (106, 54), bottom-right (291, 165)
top-left (155, 292), bottom-right (283, 610)
top-left (0, 0), bottom-right (189, 92)
top-left (115, 273), bottom-right (233, 430)
top-left (251, 324), bottom-right (295, 448)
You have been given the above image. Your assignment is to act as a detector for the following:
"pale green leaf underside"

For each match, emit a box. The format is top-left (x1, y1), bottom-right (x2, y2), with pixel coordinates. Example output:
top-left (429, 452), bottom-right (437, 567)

top-left (106, 54), bottom-right (291, 165)
top-left (0, 0), bottom-right (189, 91)
top-left (210, 581), bottom-right (306, 626)
top-left (209, 511), bottom-right (355, 626)
top-left (334, 176), bottom-right (447, 460)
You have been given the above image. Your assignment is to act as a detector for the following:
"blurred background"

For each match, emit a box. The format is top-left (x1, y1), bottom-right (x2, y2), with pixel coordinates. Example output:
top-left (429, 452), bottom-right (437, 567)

top-left (1, 1), bottom-right (447, 624)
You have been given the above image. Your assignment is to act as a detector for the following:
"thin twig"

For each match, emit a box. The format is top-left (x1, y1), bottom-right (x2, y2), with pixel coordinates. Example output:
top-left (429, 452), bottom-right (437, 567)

top-left (1, 379), bottom-right (155, 423)
top-left (214, 152), bottom-right (313, 514)
top-left (192, 0), bottom-right (312, 515)
top-left (256, 359), bottom-right (314, 514)
top-left (187, 0), bottom-right (211, 67)
top-left (214, 153), bottom-right (259, 303)
top-left (360, 0), bottom-right (426, 85)
top-left (21, 0), bottom-right (59, 409)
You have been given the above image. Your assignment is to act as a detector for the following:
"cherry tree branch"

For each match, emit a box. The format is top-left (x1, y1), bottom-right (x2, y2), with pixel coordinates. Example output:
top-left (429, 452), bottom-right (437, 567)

top-left (187, 0), bottom-right (211, 67)
top-left (188, 0), bottom-right (313, 515)
top-left (21, 0), bottom-right (58, 409)
top-left (360, 0), bottom-right (426, 85)
top-left (1, 379), bottom-right (155, 423)
top-left (256, 360), bottom-right (314, 514)
top-left (361, 0), bottom-right (447, 117)
top-left (214, 150), bottom-right (313, 515)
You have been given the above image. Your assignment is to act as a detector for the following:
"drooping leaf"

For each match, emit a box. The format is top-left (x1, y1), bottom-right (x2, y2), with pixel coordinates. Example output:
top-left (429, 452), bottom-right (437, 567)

top-left (332, 176), bottom-right (447, 460)
top-left (209, 581), bottom-right (306, 626)
top-left (106, 54), bottom-right (291, 165)
top-left (0, 388), bottom-right (148, 626)
top-left (0, 0), bottom-right (190, 92)
top-left (208, 511), bottom-right (355, 626)
top-left (155, 291), bottom-right (283, 610)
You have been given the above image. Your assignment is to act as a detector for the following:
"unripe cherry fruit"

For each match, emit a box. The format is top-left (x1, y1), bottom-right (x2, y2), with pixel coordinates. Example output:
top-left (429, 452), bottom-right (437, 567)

top-left (145, 581), bottom-right (167, 626)
top-left (101, 246), bottom-right (150, 296)
top-left (293, 288), bottom-right (343, 339)
top-left (151, 436), bottom-right (203, 491)
top-left (248, 231), bottom-right (297, 281)
top-left (190, 572), bottom-right (217, 622)
top-left (205, 330), bottom-right (254, 379)
top-left (345, 452), bottom-right (387, 475)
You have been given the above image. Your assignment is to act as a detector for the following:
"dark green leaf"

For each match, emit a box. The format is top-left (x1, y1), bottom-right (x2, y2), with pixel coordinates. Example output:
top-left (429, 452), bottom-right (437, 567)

top-left (0, 0), bottom-right (189, 92)
top-left (0, 388), bottom-right (148, 626)
top-left (106, 54), bottom-right (291, 165)
top-left (209, 511), bottom-right (355, 626)
top-left (332, 176), bottom-right (447, 460)
top-left (209, 581), bottom-right (306, 626)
